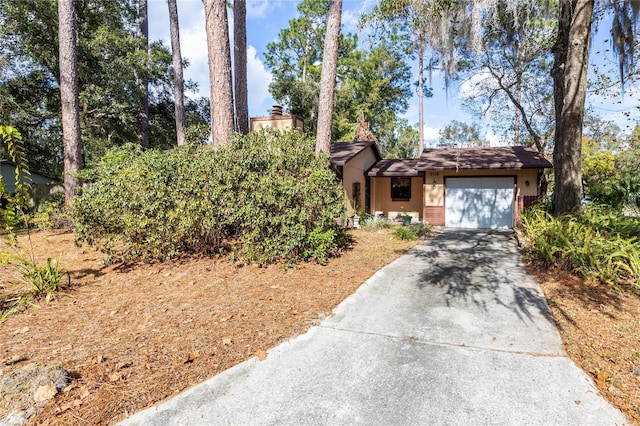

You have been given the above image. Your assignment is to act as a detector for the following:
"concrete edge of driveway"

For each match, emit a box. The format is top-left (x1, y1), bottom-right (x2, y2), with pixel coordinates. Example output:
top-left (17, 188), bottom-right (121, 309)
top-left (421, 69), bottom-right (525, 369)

top-left (120, 230), bottom-right (630, 426)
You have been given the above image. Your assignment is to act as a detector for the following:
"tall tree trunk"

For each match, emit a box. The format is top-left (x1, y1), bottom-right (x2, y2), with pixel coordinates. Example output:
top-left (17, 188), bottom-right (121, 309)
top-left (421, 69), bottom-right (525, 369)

top-left (551, 0), bottom-right (593, 215)
top-left (138, 0), bottom-right (150, 148)
top-left (58, 0), bottom-right (84, 204)
top-left (315, 0), bottom-right (342, 154)
top-left (233, 0), bottom-right (249, 134)
top-left (204, 0), bottom-right (235, 149)
top-left (417, 37), bottom-right (425, 154)
top-left (167, 0), bottom-right (185, 146)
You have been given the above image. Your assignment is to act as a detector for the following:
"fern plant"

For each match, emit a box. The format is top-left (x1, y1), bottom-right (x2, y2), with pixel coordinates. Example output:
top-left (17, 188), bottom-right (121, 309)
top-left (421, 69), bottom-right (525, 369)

top-left (1, 126), bottom-right (65, 322)
top-left (521, 204), bottom-right (639, 289)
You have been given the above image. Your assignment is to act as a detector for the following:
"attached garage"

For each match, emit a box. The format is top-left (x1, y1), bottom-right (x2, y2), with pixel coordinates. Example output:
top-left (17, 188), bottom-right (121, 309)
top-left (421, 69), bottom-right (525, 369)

top-left (445, 177), bottom-right (514, 229)
top-left (363, 145), bottom-right (552, 228)
top-left (417, 146), bottom-right (553, 229)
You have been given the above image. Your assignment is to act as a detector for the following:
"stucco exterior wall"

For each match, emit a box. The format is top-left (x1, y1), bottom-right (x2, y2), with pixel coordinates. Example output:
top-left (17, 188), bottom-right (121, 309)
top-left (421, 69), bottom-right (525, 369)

top-left (249, 116), bottom-right (304, 132)
top-left (370, 176), bottom-right (424, 219)
top-left (342, 148), bottom-right (377, 212)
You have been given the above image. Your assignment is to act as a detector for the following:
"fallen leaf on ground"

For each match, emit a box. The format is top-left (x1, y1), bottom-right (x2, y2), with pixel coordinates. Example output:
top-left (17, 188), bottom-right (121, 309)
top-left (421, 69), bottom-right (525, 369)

top-left (184, 352), bottom-right (199, 364)
top-left (597, 371), bottom-right (610, 388)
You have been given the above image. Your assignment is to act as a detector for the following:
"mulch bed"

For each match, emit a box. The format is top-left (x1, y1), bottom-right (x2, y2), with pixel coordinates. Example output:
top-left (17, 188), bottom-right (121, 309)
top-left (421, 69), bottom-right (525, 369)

top-left (528, 262), bottom-right (640, 424)
top-left (1, 229), bottom-right (417, 425)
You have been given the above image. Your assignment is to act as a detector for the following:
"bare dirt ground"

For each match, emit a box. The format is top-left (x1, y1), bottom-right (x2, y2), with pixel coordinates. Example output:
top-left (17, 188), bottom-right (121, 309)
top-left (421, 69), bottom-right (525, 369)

top-left (1, 229), bottom-right (417, 425)
top-left (2, 230), bottom-right (639, 425)
top-left (527, 263), bottom-right (640, 424)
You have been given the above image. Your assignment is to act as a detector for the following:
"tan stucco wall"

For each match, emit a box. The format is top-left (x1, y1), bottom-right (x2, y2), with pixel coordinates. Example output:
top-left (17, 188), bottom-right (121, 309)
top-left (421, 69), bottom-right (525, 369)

top-left (422, 169), bottom-right (539, 207)
top-left (343, 148), bottom-right (378, 212)
top-left (370, 176), bottom-right (424, 219)
top-left (249, 116), bottom-right (304, 132)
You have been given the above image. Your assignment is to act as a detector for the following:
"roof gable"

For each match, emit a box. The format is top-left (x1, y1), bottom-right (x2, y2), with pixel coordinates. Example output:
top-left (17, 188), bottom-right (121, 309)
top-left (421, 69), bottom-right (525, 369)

top-left (416, 146), bottom-right (552, 170)
top-left (367, 159), bottom-right (420, 177)
top-left (330, 141), bottom-right (382, 166)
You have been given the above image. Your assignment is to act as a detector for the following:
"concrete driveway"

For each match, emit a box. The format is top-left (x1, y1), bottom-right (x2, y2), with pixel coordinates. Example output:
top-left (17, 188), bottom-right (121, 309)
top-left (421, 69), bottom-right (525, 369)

top-left (121, 230), bottom-right (627, 425)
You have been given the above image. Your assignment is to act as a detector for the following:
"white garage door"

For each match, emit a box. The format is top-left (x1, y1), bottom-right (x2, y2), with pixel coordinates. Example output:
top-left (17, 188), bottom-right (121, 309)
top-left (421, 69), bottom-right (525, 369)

top-left (445, 177), bottom-right (514, 229)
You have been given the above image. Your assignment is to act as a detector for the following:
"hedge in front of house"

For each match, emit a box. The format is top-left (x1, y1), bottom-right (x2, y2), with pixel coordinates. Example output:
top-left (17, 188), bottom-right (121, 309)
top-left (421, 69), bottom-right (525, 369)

top-left (72, 130), bottom-right (347, 265)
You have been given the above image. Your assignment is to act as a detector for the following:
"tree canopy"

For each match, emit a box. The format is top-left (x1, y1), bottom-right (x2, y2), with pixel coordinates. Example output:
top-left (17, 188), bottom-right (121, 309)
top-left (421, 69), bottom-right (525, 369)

top-left (265, 0), bottom-right (412, 143)
top-left (0, 0), bottom-right (206, 176)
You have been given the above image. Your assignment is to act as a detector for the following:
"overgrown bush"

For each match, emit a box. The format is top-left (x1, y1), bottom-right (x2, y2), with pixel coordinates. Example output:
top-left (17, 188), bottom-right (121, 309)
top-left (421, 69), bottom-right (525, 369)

top-left (521, 204), bottom-right (639, 289)
top-left (73, 130), bottom-right (348, 265)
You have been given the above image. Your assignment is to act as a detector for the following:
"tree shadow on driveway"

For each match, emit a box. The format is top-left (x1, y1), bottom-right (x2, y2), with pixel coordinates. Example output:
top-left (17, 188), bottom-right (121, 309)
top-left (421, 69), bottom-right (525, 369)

top-left (409, 229), bottom-right (556, 326)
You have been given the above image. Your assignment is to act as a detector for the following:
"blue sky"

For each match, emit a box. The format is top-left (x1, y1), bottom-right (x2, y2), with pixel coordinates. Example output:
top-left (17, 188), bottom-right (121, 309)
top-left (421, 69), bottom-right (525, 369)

top-left (148, 1), bottom-right (639, 147)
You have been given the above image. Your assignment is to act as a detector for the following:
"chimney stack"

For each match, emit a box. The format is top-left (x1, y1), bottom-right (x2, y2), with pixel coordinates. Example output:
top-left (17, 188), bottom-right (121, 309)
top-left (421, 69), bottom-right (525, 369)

top-left (272, 105), bottom-right (283, 116)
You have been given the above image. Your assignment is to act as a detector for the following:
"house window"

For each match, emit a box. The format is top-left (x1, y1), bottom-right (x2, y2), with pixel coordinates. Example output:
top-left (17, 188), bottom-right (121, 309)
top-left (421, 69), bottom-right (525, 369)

top-left (391, 177), bottom-right (411, 200)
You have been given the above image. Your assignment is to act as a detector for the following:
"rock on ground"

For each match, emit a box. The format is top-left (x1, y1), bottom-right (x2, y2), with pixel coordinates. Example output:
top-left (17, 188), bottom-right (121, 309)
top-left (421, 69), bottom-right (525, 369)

top-left (0, 363), bottom-right (69, 426)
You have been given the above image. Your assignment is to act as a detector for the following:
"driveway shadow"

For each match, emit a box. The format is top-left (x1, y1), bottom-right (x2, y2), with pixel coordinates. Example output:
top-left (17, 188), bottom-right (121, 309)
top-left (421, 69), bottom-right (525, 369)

top-left (410, 229), bottom-right (555, 325)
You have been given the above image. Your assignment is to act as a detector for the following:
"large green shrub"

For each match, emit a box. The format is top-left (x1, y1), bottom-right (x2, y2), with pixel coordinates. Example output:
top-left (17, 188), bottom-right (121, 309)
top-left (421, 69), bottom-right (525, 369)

top-left (73, 130), bottom-right (347, 264)
top-left (522, 204), bottom-right (639, 289)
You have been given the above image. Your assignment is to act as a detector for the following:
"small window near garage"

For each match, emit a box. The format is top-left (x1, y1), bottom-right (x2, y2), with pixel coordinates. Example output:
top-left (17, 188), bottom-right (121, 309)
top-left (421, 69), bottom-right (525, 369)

top-left (391, 177), bottom-right (411, 200)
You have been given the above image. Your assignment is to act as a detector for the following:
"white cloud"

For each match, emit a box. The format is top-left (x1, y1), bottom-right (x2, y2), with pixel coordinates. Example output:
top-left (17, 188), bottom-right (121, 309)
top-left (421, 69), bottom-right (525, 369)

top-left (423, 125), bottom-right (441, 148)
top-left (178, 8), bottom-right (209, 98)
top-left (458, 67), bottom-right (499, 101)
top-left (485, 130), bottom-right (504, 147)
top-left (247, 0), bottom-right (275, 19)
top-left (341, 9), bottom-right (360, 34)
top-left (246, 45), bottom-right (273, 116)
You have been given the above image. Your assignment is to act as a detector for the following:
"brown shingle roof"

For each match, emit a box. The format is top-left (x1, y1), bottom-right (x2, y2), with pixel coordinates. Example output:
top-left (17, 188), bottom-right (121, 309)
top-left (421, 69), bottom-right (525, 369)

top-left (367, 159), bottom-right (420, 177)
top-left (416, 146), bottom-right (552, 170)
top-left (330, 141), bottom-right (381, 166)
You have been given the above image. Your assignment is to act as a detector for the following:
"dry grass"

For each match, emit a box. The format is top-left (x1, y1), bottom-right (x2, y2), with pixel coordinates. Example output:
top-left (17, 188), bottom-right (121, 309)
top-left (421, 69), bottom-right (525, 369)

top-left (2, 230), bottom-right (639, 424)
top-left (527, 262), bottom-right (640, 424)
top-left (1, 229), bottom-right (417, 425)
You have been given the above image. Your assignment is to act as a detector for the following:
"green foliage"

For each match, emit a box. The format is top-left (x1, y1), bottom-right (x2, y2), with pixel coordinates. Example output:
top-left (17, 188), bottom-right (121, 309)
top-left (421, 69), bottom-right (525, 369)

top-left (303, 227), bottom-right (348, 265)
top-left (438, 120), bottom-right (487, 147)
top-left (1, 247), bottom-right (64, 322)
top-left (0, 0), bottom-right (201, 175)
top-left (582, 128), bottom-right (640, 212)
top-left (73, 131), bottom-right (348, 265)
top-left (1, 125), bottom-right (31, 230)
top-left (377, 118), bottom-right (419, 159)
top-left (31, 192), bottom-right (71, 230)
top-left (392, 222), bottom-right (432, 240)
top-left (408, 222), bottom-right (433, 238)
top-left (1, 126), bottom-right (65, 321)
top-left (265, 0), bottom-right (411, 141)
top-left (522, 204), bottom-right (640, 289)
top-left (1, 249), bottom-right (63, 302)
top-left (392, 225), bottom-right (416, 240)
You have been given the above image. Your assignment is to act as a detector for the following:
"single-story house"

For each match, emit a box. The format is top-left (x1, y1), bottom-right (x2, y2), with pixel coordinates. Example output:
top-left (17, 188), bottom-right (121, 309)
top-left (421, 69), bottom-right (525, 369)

top-left (248, 112), bottom-right (552, 229)
top-left (330, 144), bottom-right (552, 229)
top-left (0, 159), bottom-right (62, 205)
top-left (330, 141), bottom-right (381, 215)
